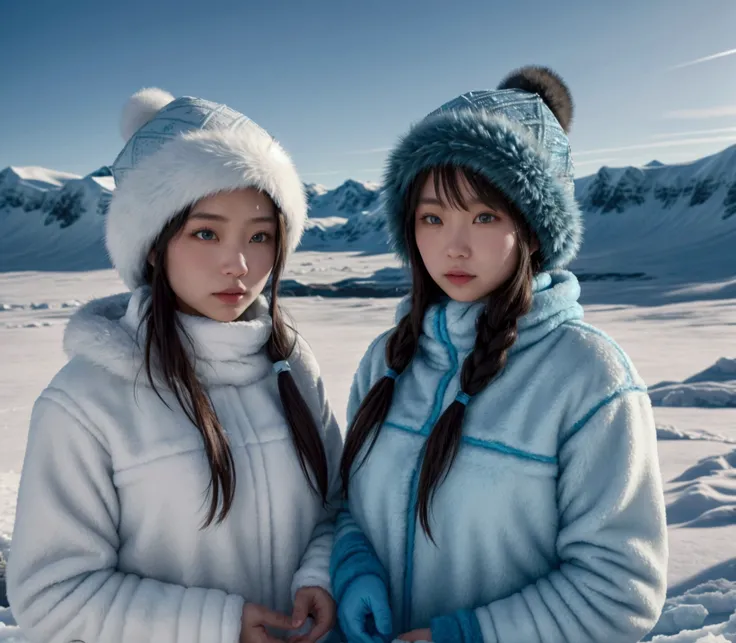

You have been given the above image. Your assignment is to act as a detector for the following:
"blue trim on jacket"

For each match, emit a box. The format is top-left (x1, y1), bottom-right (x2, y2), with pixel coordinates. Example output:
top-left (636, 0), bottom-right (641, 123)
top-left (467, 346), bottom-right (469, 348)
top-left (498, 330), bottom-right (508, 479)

top-left (402, 304), bottom-right (460, 631)
top-left (385, 422), bottom-right (558, 465)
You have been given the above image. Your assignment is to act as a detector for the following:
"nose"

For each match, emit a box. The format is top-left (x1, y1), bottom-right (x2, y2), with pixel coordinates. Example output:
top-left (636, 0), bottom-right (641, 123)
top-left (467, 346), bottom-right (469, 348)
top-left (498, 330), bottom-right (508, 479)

top-left (445, 226), bottom-right (471, 259)
top-left (222, 247), bottom-right (248, 277)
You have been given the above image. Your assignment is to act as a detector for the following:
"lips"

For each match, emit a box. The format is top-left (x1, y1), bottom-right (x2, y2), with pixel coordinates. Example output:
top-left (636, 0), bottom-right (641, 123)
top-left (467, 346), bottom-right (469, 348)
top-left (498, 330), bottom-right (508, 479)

top-left (213, 288), bottom-right (246, 304)
top-left (215, 289), bottom-right (246, 295)
top-left (445, 271), bottom-right (475, 286)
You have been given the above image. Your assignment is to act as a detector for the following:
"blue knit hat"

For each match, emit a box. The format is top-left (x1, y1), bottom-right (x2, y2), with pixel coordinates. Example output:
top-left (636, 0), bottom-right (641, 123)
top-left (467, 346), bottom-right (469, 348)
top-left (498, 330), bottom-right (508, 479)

top-left (107, 88), bottom-right (307, 290)
top-left (382, 66), bottom-right (582, 270)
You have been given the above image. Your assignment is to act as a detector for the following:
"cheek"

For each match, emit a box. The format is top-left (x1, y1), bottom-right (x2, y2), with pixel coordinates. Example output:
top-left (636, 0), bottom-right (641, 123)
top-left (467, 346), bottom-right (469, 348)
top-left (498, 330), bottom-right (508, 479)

top-left (501, 232), bottom-right (519, 258)
top-left (165, 238), bottom-right (206, 284)
top-left (248, 244), bottom-right (276, 276)
top-left (483, 229), bottom-right (518, 260)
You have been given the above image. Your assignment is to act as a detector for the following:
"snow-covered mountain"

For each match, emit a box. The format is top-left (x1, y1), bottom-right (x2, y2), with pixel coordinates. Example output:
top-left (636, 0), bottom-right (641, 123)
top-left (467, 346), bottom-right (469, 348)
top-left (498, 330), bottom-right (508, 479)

top-left (0, 167), bottom-right (385, 271)
top-left (0, 166), bottom-right (112, 271)
top-left (304, 146), bottom-right (736, 274)
top-left (2, 144), bottom-right (735, 291)
top-left (301, 204), bottom-right (388, 252)
top-left (302, 144), bottom-right (736, 299)
top-left (305, 179), bottom-right (380, 219)
top-left (571, 144), bottom-right (736, 287)
top-left (576, 148), bottom-right (736, 218)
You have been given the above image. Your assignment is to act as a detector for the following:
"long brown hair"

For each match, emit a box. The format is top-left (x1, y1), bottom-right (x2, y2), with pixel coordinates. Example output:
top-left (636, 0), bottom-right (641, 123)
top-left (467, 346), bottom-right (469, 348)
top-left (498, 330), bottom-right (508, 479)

top-left (141, 198), bottom-right (329, 529)
top-left (341, 166), bottom-right (543, 541)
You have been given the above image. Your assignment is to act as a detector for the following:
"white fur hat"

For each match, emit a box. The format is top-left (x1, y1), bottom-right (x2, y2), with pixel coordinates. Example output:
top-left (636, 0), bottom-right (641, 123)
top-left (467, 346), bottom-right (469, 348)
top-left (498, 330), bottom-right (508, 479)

top-left (107, 88), bottom-right (307, 290)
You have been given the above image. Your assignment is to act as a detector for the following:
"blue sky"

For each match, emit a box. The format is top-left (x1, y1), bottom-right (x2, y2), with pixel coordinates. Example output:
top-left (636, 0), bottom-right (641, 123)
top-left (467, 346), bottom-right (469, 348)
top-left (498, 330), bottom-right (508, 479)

top-left (1, 0), bottom-right (735, 187)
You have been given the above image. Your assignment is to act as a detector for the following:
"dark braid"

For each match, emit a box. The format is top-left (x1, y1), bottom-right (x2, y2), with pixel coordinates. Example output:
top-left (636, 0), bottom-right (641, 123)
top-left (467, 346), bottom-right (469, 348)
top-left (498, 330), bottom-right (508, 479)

top-left (416, 242), bottom-right (537, 541)
top-left (340, 163), bottom-right (543, 534)
top-left (142, 203), bottom-right (331, 527)
top-left (267, 213), bottom-right (329, 504)
top-left (340, 263), bottom-right (437, 494)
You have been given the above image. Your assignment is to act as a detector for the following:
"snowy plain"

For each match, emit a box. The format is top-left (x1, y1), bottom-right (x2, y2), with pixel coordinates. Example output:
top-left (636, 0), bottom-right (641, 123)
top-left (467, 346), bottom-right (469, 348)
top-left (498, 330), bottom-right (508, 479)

top-left (1, 146), bottom-right (736, 640)
top-left (0, 252), bottom-right (734, 642)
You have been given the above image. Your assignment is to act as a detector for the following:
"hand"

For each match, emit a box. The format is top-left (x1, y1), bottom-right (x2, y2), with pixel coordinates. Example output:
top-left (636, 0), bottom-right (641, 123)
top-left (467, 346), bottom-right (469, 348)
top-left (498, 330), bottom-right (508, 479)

top-left (288, 586), bottom-right (336, 643)
top-left (398, 628), bottom-right (432, 642)
top-left (240, 602), bottom-right (297, 643)
top-left (338, 575), bottom-right (393, 643)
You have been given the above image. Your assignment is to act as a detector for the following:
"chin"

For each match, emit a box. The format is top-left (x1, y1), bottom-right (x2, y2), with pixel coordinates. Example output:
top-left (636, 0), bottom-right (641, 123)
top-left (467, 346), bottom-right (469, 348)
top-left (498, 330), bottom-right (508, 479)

top-left (211, 311), bottom-right (240, 323)
top-left (436, 281), bottom-right (481, 303)
top-left (448, 291), bottom-right (480, 303)
top-left (182, 302), bottom-right (245, 323)
top-left (214, 306), bottom-right (250, 323)
top-left (184, 293), bottom-right (257, 322)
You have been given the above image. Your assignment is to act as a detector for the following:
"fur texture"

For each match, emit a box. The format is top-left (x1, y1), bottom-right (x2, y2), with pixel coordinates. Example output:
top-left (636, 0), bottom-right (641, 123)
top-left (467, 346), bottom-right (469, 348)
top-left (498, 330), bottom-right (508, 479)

top-left (62, 288), bottom-right (275, 387)
top-left (7, 289), bottom-right (343, 643)
top-left (119, 87), bottom-right (175, 142)
top-left (498, 67), bottom-right (574, 132)
top-left (382, 108), bottom-right (582, 270)
top-left (337, 270), bottom-right (667, 642)
top-left (107, 123), bottom-right (307, 290)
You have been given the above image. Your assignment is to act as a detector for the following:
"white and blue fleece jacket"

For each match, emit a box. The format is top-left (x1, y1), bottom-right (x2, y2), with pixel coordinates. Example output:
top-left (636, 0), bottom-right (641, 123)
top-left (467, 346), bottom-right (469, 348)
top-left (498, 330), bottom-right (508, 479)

top-left (332, 270), bottom-right (667, 643)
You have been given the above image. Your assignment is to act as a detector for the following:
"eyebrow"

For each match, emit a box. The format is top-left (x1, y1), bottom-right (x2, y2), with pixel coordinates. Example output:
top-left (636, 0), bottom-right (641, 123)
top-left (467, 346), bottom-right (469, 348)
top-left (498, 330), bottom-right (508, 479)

top-left (418, 197), bottom-right (501, 208)
top-left (189, 212), bottom-right (276, 224)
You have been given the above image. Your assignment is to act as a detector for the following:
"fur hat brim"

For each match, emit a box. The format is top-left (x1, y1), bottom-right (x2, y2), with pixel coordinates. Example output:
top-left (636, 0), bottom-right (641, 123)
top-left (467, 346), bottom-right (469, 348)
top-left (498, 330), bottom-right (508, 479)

top-left (382, 109), bottom-right (582, 270)
top-left (106, 125), bottom-right (306, 290)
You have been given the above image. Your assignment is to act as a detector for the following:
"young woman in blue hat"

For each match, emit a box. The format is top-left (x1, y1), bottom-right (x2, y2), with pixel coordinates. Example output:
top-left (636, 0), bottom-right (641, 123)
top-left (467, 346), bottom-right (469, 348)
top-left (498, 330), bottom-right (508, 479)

top-left (331, 67), bottom-right (667, 643)
top-left (8, 89), bottom-right (341, 643)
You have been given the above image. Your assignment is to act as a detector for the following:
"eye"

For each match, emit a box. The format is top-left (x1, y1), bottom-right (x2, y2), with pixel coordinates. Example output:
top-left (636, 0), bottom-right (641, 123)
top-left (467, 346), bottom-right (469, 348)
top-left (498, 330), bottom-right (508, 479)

top-left (193, 228), bottom-right (217, 241)
top-left (474, 213), bottom-right (498, 224)
top-left (419, 214), bottom-right (442, 225)
top-left (250, 232), bottom-right (272, 243)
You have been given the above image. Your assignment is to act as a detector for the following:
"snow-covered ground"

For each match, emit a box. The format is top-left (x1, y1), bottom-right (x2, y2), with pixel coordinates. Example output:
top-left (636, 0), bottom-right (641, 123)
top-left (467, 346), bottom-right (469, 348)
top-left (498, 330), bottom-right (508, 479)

top-left (0, 250), bottom-right (735, 641)
top-left (1, 145), bottom-right (736, 640)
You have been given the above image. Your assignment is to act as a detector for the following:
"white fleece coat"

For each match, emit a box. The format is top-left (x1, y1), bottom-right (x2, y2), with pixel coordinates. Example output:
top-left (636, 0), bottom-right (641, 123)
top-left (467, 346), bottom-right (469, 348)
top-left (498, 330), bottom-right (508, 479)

top-left (7, 289), bottom-right (343, 643)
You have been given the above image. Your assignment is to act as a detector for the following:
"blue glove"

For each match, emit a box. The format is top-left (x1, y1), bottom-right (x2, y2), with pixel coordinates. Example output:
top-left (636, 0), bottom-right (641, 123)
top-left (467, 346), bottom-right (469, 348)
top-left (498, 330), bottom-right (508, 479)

top-left (431, 609), bottom-right (484, 643)
top-left (338, 574), bottom-right (393, 643)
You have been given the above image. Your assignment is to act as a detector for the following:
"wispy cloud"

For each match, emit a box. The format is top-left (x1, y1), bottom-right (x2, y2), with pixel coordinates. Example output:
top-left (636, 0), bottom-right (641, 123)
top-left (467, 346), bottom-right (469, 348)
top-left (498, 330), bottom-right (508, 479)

top-left (574, 133), bottom-right (736, 157)
top-left (670, 47), bottom-right (736, 70)
top-left (651, 127), bottom-right (736, 139)
top-left (664, 105), bottom-right (736, 120)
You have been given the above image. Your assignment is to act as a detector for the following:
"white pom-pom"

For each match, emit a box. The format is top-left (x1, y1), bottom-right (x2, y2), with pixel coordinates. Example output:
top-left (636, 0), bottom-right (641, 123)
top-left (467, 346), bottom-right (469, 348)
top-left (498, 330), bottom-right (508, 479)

top-left (120, 87), bottom-right (175, 142)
